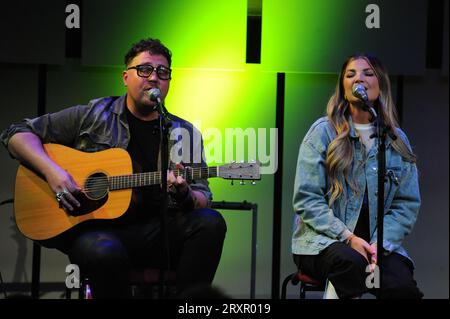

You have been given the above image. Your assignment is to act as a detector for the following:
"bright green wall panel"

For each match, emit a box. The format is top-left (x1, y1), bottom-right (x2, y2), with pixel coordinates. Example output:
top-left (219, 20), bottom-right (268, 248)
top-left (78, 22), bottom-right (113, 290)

top-left (165, 66), bottom-right (278, 170)
top-left (165, 67), bottom-right (277, 297)
top-left (82, 0), bottom-right (247, 70)
top-left (261, 0), bottom-right (427, 75)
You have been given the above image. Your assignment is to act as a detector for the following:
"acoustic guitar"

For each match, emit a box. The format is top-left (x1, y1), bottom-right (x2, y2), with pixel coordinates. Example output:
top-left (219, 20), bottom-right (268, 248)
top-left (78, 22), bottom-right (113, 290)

top-left (14, 144), bottom-right (260, 240)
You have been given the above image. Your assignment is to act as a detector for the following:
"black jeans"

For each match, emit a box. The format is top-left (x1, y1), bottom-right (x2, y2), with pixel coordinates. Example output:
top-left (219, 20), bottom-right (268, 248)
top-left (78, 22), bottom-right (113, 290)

top-left (41, 208), bottom-right (227, 298)
top-left (294, 242), bottom-right (423, 299)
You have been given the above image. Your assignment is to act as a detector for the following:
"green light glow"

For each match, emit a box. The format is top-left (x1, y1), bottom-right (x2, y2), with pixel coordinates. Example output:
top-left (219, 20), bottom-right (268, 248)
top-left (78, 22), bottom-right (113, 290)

top-left (165, 66), bottom-right (277, 165)
top-left (261, 0), bottom-right (365, 73)
top-left (165, 66), bottom-right (277, 295)
top-left (83, 0), bottom-right (247, 69)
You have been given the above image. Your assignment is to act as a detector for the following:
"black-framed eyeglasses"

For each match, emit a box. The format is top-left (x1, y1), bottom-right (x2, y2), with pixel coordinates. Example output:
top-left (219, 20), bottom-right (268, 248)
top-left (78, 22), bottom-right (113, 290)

top-left (126, 64), bottom-right (172, 80)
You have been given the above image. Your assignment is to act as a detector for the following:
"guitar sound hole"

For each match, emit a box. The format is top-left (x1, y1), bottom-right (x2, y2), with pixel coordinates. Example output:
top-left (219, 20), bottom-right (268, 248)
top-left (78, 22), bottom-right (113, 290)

top-left (84, 172), bottom-right (109, 200)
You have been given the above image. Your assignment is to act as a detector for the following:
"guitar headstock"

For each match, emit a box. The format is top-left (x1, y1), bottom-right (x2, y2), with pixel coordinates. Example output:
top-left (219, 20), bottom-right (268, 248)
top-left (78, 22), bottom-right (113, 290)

top-left (218, 161), bottom-right (261, 181)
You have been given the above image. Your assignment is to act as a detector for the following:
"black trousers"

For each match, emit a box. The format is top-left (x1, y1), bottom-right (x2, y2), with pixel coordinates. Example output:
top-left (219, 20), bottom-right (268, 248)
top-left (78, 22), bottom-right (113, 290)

top-left (41, 208), bottom-right (227, 298)
top-left (294, 242), bottom-right (423, 299)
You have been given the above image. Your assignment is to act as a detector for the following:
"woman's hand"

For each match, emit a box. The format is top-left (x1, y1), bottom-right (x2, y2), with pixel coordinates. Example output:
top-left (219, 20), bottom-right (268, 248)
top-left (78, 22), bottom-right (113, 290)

top-left (347, 235), bottom-right (374, 265)
top-left (369, 243), bottom-right (377, 272)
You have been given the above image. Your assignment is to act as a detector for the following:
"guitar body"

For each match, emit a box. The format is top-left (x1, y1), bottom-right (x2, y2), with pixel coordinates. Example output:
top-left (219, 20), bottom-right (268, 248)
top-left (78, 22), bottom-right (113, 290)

top-left (13, 143), bottom-right (261, 241)
top-left (14, 144), bottom-right (133, 241)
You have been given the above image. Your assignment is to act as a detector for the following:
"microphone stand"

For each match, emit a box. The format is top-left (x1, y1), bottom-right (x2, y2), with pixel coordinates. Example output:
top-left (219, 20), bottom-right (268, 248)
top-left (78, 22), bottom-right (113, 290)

top-left (371, 104), bottom-right (385, 299)
top-left (363, 101), bottom-right (396, 299)
top-left (155, 99), bottom-right (173, 298)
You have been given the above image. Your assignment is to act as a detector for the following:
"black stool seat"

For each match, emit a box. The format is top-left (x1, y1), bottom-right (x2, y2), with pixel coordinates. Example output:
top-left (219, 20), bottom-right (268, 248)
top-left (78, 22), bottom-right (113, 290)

top-left (281, 271), bottom-right (326, 299)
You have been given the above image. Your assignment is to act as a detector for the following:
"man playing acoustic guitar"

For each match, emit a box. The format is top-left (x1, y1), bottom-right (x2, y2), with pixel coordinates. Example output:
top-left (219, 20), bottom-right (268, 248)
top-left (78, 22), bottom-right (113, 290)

top-left (1, 38), bottom-right (228, 298)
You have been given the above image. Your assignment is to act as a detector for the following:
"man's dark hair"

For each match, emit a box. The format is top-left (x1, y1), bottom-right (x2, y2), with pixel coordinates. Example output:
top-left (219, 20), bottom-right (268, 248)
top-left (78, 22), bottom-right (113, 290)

top-left (124, 38), bottom-right (172, 67)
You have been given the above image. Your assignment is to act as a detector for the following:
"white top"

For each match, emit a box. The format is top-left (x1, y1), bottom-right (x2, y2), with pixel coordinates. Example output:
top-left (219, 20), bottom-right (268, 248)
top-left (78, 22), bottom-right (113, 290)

top-left (354, 122), bottom-right (376, 155)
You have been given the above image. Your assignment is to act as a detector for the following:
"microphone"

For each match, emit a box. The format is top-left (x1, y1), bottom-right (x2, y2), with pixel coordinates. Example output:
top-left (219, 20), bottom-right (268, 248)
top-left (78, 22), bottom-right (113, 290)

top-left (351, 83), bottom-right (378, 119)
top-left (148, 88), bottom-right (162, 104)
top-left (352, 83), bottom-right (368, 102)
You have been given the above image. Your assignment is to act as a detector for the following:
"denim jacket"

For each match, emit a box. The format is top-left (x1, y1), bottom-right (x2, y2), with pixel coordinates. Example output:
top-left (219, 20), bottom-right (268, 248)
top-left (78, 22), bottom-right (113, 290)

top-left (0, 95), bottom-right (212, 208)
top-left (292, 117), bottom-right (420, 261)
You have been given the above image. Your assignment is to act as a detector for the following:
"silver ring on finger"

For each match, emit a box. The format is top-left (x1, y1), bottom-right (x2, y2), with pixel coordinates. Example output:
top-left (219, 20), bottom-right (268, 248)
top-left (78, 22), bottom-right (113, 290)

top-left (56, 192), bottom-right (65, 202)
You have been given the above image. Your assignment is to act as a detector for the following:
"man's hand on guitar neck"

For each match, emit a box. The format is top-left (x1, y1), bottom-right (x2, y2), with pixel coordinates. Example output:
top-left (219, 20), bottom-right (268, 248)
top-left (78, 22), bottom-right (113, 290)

top-left (167, 163), bottom-right (207, 210)
top-left (167, 163), bottom-right (190, 198)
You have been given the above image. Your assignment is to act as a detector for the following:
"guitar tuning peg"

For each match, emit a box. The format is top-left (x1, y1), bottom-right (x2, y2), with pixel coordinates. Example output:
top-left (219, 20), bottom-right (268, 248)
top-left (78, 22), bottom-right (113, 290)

top-left (231, 180), bottom-right (234, 186)
top-left (240, 180), bottom-right (245, 185)
top-left (251, 181), bottom-right (256, 185)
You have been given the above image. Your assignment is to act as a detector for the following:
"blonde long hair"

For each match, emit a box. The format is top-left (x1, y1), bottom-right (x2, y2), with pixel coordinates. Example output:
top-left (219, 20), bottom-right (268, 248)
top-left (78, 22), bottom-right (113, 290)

top-left (326, 53), bottom-right (416, 206)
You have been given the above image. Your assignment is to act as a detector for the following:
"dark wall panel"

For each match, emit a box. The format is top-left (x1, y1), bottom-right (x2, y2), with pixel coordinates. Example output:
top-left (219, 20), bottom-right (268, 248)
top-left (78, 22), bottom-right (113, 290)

top-left (261, 0), bottom-right (427, 75)
top-left (443, 0), bottom-right (449, 76)
top-left (0, 1), bottom-right (65, 65)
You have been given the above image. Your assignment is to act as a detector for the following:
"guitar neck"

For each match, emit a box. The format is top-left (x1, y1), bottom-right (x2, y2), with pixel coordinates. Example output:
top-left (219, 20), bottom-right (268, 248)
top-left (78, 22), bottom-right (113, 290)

top-left (109, 167), bottom-right (218, 190)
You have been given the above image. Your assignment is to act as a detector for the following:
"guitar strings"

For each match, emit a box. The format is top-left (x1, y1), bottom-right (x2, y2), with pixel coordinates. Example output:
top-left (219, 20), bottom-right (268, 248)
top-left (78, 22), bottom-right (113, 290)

top-left (79, 168), bottom-right (219, 192)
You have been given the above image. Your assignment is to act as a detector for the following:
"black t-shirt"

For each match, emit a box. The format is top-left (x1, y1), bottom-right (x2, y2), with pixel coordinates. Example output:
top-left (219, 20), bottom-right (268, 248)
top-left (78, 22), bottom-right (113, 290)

top-left (354, 186), bottom-right (371, 243)
top-left (125, 107), bottom-right (162, 220)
